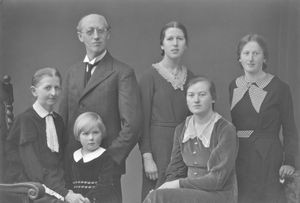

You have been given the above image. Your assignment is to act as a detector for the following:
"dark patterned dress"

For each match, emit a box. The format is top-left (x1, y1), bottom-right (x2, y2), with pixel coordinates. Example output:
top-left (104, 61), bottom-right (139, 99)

top-left (71, 148), bottom-right (121, 203)
top-left (229, 74), bottom-right (298, 203)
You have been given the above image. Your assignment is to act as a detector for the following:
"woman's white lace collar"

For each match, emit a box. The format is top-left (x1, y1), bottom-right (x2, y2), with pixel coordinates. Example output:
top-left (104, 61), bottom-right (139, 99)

top-left (153, 63), bottom-right (187, 90)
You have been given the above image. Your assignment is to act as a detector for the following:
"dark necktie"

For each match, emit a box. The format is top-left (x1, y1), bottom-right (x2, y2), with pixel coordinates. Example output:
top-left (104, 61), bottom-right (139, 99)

top-left (84, 60), bottom-right (100, 86)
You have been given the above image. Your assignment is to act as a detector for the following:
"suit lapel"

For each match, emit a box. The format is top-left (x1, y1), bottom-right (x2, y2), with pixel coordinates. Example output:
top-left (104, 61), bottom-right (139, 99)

top-left (75, 62), bottom-right (86, 93)
top-left (79, 52), bottom-right (115, 101)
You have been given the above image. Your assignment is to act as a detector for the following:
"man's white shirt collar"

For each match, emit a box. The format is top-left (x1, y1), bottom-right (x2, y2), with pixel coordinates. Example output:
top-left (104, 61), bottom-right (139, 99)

top-left (83, 50), bottom-right (107, 65)
top-left (83, 50), bottom-right (107, 75)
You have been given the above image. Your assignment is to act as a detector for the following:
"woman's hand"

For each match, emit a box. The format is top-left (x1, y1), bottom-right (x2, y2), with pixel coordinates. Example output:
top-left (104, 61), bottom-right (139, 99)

top-left (143, 153), bottom-right (158, 180)
top-left (279, 165), bottom-right (295, 178)
top-left (83, 198), bottom-right (91, 203)
top-left (158, 180), bottom-right (180, 189)
top-left (65, 190), bottom-right (89, 203)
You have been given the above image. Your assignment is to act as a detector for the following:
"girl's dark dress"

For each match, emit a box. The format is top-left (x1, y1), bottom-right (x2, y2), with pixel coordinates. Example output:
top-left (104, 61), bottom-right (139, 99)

top-left (5, 106), bottom-right (68, 203)
top-left (229, 74), bottom-right (298, 203)
top-left (71, 148), bottom-right (121, 203)
top-left (139, 66), bottom-right (194, 199)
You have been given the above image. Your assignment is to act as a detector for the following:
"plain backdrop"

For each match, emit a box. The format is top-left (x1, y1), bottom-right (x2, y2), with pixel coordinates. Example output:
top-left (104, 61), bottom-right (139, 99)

top-left (1, 0), bottom-right (299, 202)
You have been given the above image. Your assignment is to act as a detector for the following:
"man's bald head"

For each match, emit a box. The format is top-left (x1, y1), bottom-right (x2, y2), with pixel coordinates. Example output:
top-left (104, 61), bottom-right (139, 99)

top-left (77, 14), bottom-right (110, 32)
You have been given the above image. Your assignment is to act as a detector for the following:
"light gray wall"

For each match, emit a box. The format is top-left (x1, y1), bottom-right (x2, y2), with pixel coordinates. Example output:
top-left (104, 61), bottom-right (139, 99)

top-left (1, 0), bottom-right (299, 202)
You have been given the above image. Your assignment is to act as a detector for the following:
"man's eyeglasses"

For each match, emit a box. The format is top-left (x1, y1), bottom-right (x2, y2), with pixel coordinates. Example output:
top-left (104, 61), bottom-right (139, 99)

top-left (81, 27), bottom-right (109, 36)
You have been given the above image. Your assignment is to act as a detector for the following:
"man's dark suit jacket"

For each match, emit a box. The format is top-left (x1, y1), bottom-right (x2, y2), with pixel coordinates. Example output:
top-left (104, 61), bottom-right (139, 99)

top-left (58, 52), bottom-right (142, 174)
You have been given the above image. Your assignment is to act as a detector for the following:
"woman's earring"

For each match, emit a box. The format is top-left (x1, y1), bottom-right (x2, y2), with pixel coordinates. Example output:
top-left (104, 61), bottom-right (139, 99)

top-left (160, 47), bottom-right (164, 56)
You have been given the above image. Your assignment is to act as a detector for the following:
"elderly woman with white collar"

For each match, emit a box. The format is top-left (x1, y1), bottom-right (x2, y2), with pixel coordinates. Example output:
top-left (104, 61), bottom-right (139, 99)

top-left (144, 76), bottom-right (238, 203)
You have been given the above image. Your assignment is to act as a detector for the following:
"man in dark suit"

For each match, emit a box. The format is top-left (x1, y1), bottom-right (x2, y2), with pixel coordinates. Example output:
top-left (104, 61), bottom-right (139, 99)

top-left (58, 14), bottom-right (142, 201)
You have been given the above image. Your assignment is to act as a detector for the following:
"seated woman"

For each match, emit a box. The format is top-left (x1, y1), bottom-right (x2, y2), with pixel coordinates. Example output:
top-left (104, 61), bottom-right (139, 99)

top-left (5, 68), bottom-right (87, 203)
top-left (144, 76), bottom-right (238, 203)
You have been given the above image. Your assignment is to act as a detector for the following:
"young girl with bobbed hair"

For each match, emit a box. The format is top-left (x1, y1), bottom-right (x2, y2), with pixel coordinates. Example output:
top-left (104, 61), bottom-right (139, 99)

top-left (71, 112), bottom-right (121, 203)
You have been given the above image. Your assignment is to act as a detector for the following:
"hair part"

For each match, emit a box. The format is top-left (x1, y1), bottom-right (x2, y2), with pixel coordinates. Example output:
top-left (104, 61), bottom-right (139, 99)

top-left (73, 112), bottom-right (106, 141)
top-left (31, 67), bottom-right (62, 87)
top-left (186, 76), bottom-right (217, 110)
top-left (237, 33), bottom-right (268, 70)
top-left (160, 21), bottom-right (188, 56)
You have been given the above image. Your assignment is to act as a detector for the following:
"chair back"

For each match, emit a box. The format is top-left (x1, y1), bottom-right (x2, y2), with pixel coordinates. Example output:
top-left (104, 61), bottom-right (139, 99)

top-left (0, 75), bottom-right (14, 182)
top-left (0, 75), bottom-right (45, 203)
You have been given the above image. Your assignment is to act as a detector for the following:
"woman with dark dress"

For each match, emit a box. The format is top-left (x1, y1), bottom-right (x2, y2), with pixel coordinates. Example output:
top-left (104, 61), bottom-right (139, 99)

top-left (71, 112), bottom-right (121, 203)
top-left (229, 34), bottom-right (298, 203)
top-left (139, 21), bottom-right (194, 200)
top-left (144, 76), bottom-right (238, 203)
top-left (5, 67), bottom-right (87, 203)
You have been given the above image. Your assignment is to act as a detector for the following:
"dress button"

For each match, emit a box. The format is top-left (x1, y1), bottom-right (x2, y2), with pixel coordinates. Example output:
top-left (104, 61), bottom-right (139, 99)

top-left (194, 142), bottom-right (198, 145)
top-left (193, 151), bottom-right (196, 154)
top-left (194, 172), bottom-right (197, 175)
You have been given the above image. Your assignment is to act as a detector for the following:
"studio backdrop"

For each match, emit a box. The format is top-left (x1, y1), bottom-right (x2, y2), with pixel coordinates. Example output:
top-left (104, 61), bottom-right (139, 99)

top-left (1, 0), bottom-right (299, 202)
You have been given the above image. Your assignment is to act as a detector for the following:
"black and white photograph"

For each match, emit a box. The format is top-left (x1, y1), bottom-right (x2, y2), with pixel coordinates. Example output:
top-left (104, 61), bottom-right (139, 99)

top-left (0, 0), bottom-right (299, 203)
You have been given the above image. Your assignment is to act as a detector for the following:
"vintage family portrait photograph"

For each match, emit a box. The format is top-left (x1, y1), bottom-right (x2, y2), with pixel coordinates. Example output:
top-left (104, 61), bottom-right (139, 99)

top-left (0, 0), bottom-right (299, 202)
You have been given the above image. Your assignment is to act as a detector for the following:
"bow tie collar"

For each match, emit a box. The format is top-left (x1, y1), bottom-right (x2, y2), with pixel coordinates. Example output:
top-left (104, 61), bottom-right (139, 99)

top-left (231, 74), bottom-right (273, 113)
top-left (45, 114), bottom-right (59, 152)
top-left (32, 102), bottom-right (59, 152)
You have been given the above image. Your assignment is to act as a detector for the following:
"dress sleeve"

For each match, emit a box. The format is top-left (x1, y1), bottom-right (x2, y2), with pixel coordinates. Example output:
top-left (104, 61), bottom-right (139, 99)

top-left (279, 83), bottom-right (298, 166)
top-left (165, 124), bottom-right (187, 182)
top-left (6, 115), bottom-right (68, 197)
top-left (138, 70), bottom-right (155, 154)
top-left (18, 143), bottom-right (68, 197)
top-left (179, 124), bottom-right (238, 191)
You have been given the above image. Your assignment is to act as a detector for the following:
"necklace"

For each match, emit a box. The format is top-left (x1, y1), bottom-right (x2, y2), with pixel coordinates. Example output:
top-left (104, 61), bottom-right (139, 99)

top-left (158, 62), bottom-right (182, 78)
top-left (153, 63), bottom-right (187, 90)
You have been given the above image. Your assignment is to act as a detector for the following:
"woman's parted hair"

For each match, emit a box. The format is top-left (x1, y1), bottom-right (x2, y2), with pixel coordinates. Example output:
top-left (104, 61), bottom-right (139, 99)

top-left (31, 67), bottom-right (62, 87)
top-left (159, 21), bottom-right (188, 56)
top-left (237, 34), bottom-right (268, 70)
top-left (186, 76), bottom-right (217, 109)
top-left (73, 112), bottom-right (106, 141)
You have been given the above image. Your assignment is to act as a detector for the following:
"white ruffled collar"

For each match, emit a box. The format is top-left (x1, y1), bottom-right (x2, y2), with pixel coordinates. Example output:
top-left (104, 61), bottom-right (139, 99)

top-left (73, 147), bottom-right (106, 163)
top-left (153, 63), bottom-right (187, 90)
top-left (182, 112), bottom-right (221, 147)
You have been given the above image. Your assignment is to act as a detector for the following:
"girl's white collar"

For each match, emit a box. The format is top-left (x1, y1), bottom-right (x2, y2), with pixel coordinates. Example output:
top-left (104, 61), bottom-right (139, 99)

top-left (73, 147), bottom-right (106, 163)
